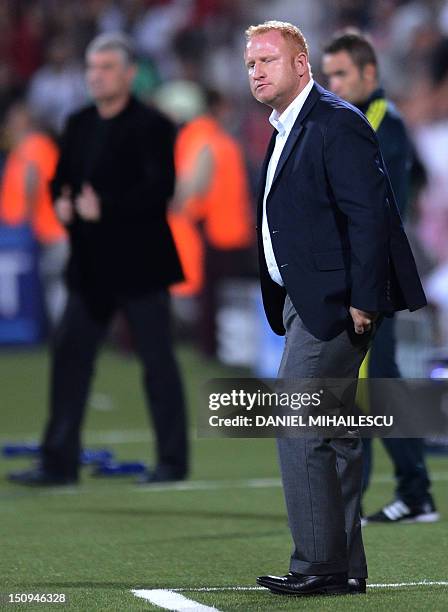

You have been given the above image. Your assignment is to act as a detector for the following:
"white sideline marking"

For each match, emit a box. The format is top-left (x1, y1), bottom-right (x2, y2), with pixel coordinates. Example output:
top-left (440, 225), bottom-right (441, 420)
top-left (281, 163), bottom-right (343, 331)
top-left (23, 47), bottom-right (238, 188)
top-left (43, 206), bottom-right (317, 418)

top-left (131, 582), bottom-right (448, 609)
top-left (175, 580), bottom-right (448, 591)
top-left (132, 589), bottom-right (220, 611)
top-left (369, 581), bottom-right (448, 588)
top-left (133, 478), bottom-right (281, 493)
top-left (372, 472), bottom-right (448, 484)
top-left (1, 428), bottom-right (201, 444)
top-left (1, 429), bottom-right (153, 444)
top-left (3, 475), bottom-right (448, 500)
top-left (134, 472), bottom-right (448, 493)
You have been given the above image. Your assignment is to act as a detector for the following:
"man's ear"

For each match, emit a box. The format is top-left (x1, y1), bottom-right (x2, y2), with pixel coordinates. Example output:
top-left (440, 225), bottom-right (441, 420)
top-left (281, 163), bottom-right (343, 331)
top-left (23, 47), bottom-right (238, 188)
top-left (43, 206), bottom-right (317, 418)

top-left (294, 52), bottom-right (308, 77)
top-left (363, 63), bottom-right (377, 86)
top-left (127, 64), bottom-right (137, 83)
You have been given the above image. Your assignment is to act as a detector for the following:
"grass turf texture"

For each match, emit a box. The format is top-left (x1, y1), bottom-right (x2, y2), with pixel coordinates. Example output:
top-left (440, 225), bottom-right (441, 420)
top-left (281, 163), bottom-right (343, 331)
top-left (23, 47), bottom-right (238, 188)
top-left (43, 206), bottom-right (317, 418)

top-left (0, 345), bottom-right (447, 611)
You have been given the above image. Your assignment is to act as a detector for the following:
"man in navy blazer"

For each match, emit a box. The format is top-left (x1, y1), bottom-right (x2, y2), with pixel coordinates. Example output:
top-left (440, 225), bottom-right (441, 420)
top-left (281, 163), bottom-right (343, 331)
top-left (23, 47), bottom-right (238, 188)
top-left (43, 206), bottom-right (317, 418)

top-left (244, 21), bottom-right (426, 597)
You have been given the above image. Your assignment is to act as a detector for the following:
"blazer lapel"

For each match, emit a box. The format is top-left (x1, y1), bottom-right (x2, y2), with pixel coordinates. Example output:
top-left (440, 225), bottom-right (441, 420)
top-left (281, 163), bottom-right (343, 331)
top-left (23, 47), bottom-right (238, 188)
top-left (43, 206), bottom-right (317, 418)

top-left (271, 124), bottom-right (304, 186)
top-left (270, 83), bottom-right (322, 189)
top-left (256, 130), bottom-right (277, 221)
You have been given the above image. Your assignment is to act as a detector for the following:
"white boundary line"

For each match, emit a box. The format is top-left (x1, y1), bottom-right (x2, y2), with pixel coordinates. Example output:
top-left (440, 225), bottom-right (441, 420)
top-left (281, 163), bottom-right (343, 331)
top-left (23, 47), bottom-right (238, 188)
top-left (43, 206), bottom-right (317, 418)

top-left (131, 581), bottom-right (448, 610)
top-left (2, 429), bottom-right (155, 444)
top-left (133, 473), bottom-right (448, 493)
top-left (3, 427), bottom-right (448, 453)
top-left (133, 477), bottom-right (282, 493)
top-left (2, 474), bottom-right (448, 499)
top-left (175, 580), bottom-right (448, 591)
top-left (132, 589), bottom-right (220, 611)
top-left (369, 581), bottom-right (448, 588)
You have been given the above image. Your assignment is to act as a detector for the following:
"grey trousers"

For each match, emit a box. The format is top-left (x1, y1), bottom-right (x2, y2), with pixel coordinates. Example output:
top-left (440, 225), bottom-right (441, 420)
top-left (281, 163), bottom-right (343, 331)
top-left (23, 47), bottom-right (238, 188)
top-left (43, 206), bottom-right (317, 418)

top-left (276, 296), bottom-right (374, 578)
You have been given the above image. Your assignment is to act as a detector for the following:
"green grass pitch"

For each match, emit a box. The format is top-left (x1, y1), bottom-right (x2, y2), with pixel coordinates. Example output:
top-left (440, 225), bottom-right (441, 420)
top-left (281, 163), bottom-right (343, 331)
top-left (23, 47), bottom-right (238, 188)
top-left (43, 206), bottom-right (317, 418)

top-left (1, 345), bottom-right (447, 610)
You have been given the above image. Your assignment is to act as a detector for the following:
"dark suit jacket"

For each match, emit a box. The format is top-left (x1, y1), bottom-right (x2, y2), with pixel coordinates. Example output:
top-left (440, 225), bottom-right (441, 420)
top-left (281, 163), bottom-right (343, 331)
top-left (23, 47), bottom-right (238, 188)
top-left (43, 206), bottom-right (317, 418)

top-left (51, 96), bottom-right (183, 301)
top-left (257, 82), bottom-right (426, 340)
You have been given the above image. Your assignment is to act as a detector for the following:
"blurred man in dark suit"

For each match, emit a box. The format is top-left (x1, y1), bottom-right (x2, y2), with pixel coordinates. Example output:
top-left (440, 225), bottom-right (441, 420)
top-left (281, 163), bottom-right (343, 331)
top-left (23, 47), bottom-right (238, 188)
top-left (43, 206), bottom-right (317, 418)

top-left (244, 20), bottom-right (426, 597)
top-left (9, 33), bottom-right (188, 486)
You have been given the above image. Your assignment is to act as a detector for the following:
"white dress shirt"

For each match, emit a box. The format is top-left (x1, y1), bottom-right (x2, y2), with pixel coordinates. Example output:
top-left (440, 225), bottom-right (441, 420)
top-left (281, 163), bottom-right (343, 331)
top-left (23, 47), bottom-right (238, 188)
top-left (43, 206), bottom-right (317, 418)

top-left (262, 79), bottom-right (314, 285)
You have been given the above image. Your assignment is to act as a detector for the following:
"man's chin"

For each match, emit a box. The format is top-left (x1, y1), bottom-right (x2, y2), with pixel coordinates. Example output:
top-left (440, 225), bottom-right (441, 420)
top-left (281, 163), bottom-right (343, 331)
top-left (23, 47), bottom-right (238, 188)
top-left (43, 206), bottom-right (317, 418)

top-left (90, 92), bottom-right (116, 104)
top-left (255, 92), bottom-right (273, 106)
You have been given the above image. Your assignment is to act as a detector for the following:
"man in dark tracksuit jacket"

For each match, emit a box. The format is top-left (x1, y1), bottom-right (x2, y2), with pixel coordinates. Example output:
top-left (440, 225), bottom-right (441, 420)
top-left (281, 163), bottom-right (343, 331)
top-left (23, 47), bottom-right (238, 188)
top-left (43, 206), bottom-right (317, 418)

top-left (9, 33), bottom-right (188, 486)
top-left (323, 30), bottom-right (438, 524)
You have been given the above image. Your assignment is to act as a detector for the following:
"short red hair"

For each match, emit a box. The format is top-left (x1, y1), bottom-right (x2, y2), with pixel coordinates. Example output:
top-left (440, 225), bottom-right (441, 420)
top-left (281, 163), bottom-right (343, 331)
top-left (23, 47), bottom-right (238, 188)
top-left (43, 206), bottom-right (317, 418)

top-left (245, 21), bottom-right (309, 56)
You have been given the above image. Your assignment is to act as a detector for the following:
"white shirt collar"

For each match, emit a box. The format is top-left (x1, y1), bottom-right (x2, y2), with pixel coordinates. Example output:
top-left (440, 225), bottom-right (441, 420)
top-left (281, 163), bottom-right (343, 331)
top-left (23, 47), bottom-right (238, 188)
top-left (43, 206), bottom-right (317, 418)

top-left (269, 78), bottom-right (314, 136)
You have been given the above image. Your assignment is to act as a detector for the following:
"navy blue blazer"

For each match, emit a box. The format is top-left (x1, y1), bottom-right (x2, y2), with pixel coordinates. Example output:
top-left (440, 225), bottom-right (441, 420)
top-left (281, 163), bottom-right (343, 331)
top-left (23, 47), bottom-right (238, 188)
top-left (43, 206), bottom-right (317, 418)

top-left (257, 82), bottom-right (427, 340)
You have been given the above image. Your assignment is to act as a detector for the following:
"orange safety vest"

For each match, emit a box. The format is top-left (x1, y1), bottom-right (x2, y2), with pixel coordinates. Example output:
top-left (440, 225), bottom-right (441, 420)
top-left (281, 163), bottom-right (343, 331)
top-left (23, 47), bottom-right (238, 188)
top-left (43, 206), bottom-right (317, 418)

top-left (0, 132), bottom-right (65, 244)
top-left (175, 116), bottom-right (254, 250)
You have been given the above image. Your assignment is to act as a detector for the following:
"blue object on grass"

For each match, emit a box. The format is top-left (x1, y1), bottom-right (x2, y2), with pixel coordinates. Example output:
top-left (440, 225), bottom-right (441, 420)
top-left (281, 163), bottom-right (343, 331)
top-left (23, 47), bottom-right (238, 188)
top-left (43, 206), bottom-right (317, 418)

top-left (80, 449), bottom-right (114, 465)
top-left (91, 461), bottom-right (147, 476)
top-left (2, 443), bottom-right (114, 465)
top-left (2, 443), bottom-right (40, 457)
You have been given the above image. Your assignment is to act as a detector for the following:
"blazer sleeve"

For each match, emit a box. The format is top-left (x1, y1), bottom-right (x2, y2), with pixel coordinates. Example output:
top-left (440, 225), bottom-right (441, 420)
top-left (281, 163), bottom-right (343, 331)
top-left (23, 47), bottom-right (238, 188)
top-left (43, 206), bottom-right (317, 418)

top-left (377, 116), bottom-right (411, 218)
top-left (323, 107), bottom-right (390, 312)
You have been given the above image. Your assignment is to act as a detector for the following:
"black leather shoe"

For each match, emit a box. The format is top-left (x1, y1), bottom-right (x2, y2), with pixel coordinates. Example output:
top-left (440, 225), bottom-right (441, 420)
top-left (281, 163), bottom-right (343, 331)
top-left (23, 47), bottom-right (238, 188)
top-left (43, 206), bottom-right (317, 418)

top-left (257, 572), bottom-right (349, 596)
top-left (136, 465), bottom-right (186, 484)
top-left (348, 578), bottom-right (366, 594)
top-left (8, 466), bottom-right (78, 486)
